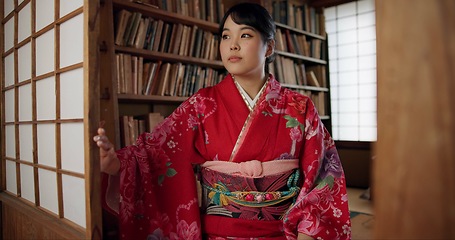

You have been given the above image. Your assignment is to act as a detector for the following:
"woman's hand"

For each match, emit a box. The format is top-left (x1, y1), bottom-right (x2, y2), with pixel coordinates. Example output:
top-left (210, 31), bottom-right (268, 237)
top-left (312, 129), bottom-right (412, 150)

top-left (93, 128), bottom-right (120, 175)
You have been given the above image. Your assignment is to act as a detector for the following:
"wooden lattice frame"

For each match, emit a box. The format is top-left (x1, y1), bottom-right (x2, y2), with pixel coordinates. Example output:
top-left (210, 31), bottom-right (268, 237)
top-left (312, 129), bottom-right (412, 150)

top-left (1, 0), bottom-right (102, 238)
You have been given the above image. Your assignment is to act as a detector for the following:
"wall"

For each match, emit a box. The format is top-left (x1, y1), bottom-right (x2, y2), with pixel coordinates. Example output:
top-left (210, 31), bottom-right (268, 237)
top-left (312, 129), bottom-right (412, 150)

top-left (337, 142), bottom-right (372, 188)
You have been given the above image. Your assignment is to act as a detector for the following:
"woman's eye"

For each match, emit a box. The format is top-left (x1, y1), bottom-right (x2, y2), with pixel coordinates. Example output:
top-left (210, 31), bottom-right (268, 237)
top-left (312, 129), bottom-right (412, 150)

top-left (221, 34), bottom-right (230, 40)
top-left (241, 33), bottom-right (252, 38)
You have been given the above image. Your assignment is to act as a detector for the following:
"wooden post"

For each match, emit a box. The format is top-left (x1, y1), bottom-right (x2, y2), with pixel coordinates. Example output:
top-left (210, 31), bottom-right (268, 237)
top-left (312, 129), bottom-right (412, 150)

top-left (374, 0), bottom-right (455, 238)
top-left (84, 0), bottom-right (103, 239)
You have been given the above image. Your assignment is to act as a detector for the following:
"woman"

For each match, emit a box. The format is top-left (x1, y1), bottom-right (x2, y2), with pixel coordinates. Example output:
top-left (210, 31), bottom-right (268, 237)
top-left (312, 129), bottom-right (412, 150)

top-left (94, 3), bottom-right (351, 239)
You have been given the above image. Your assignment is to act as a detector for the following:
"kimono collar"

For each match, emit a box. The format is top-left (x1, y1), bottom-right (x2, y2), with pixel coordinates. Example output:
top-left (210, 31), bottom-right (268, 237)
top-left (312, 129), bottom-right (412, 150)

top-left (232, 74), bottom-right (269, 111)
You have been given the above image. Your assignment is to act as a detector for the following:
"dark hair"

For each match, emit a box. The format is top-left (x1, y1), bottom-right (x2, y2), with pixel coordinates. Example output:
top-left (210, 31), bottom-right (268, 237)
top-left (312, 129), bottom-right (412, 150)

top-left (219, 3), bottom-right (276, 73)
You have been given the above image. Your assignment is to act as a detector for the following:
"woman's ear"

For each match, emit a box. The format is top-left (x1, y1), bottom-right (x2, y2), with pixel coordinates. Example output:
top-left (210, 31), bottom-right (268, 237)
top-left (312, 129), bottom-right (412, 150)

top-left (266, 39), bottom-right (275, 57)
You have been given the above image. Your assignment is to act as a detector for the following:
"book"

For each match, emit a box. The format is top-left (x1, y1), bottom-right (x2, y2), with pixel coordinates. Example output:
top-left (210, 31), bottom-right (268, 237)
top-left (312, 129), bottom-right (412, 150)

top-left (145, 19), bottom-right (158, 50)
top-left (137, 57), bottom-right (144, 94)
top-left (167, 22), bottom-right (179, 54)
top-left (306, 70), bottom-right (320, 87)
top-left (171, 23), bottom-right (184, 54)
top-left (179, 25), bottom-right (190, 56)
top-left (123, 54), bottom-right (133, 93)
top-left (134, 17), bottom-right (150, 49)
top-left (114, 10), bottom-right (132, 46)
top-left (125, 12), bottom-right (143, 47)
top-left (143, 61), bottom-right (159, 95)
top-left (152, 20), bottom-right (164, 52)
top-left (116, 53), bottom-right (124, 93)
top-left (146, 112), bottom-right (164, 131)
top-left (159, 23), bottom-right (172, 52)
top-left (166, 63), bottom-right (180, 96)
top-left (187, 25), bottom-right (198, 57)
top-left (156, 63), bottom-right (172, 96)
top-left (174, 63), bottom-right (185, 96)
top-left (131, 56), bottom-right (138, 94)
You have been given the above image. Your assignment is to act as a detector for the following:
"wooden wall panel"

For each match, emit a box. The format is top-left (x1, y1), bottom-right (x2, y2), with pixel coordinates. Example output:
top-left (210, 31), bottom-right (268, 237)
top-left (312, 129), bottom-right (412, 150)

top-left (1, 193), bottom-right (85, 239)
top-left (374, 0), bottom-right (455, 238)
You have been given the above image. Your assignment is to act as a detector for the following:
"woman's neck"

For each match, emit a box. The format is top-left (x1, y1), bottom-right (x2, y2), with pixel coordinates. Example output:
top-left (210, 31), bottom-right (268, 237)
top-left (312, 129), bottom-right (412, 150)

top-left (233, 73), bottom-right (267, 99)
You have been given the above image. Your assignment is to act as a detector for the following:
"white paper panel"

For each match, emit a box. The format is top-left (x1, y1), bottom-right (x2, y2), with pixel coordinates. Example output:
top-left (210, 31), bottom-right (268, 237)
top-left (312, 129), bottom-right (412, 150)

top-left (337, 2), bottom-right (357, 18)
top-left (359, 83), bottom-right (377, 98)
top-left (60, 68), bottom-right (83, 119)
top-left (326, 2), bottom-right (378, 141)
top-left (324, 7), bottom-right (336, 20)
top-left (60, 0), bottom-right (83, 17)
top-left (4, 18), bottom-right (14, 51)
top-left (20, 164), bottom-right (35, 203)
top-left (6, 160), bottom-right (17, 194)
top-left (18, 2), bottom-right (31, 43)
top-left (358, 12), bottom-right (375, 28)
top-left (359, 98), bottom-right (377, 112)
top-left (19, 124), bottom-right (33, 162)
top-left (4, 53), bottom-right (14, 87)
top-left (359, 127), bottom-right (377, 141)
top-left (4, 0), bottom-right (14, 17)
top-left (18, 84), bottom-right (32, 121)
top-left (36, 77), bottom-right (56, 120)
top-left (37, 123), bottom-right (56, 167)
top-left (18, 42), bottom-right (31, 83)
top-left (337, 15), bottom-right (356, 31)
top-left (358, 0), bottom-right (375, 13)
top-left (39, 169), bottom-right (59, 214)
top-left (5, 125), bottom-right (16, 158)
top-left (62, 175), bottom-right (86, 227)
top-left (60, 122), bottom-right (84, 173)
top-left (339, 126), bottom-right (359, 141)
top-left (35, 0), bottom-right (55, 31)
top-left (36, 30), bottom-right (55, 76)
top-left (60, 14), bottom-right (83, 68)
top-left (4, 90), bottom-right (15, 123)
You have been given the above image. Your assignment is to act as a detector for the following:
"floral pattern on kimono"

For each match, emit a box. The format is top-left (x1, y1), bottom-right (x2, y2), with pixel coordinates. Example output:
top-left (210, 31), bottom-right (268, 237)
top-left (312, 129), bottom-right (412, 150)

top-left (108, 74), bottom-right (351, 240)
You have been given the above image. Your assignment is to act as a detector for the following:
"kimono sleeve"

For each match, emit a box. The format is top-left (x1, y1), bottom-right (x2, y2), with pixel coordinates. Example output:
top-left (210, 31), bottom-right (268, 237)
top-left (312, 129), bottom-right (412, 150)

top-left (283, 99), bottom-right (351, 240)
top-left (110, 93), bottom-right (215, 240)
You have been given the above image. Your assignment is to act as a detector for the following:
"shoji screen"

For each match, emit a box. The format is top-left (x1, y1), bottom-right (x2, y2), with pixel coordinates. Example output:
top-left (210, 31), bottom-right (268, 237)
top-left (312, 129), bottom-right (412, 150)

top-left (1, 0), bottom-right (86, 230)
top-left (325, 0), bottom-right (377, 141)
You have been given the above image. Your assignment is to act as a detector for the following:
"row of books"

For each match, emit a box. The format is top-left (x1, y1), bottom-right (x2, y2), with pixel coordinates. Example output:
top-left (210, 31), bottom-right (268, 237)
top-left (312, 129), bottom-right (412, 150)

top-left (270, 55), bottom-right (327, 88)
top-left (116, 53), bottom-right (226, 96)
top-left (120, 112), bottom-right (164, 146)
top-left (276, 28), bottom-right (323, 59)
top-left (115, 9), bottom-right (220, 60)
top-left (271, 0), bottom-right (325, 36)
top-left (129, 0), bottom-right (225, 24)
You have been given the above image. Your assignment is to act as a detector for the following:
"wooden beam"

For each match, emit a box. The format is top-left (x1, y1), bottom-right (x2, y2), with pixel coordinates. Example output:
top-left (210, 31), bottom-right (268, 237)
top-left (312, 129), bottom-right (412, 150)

top-left (309, 0), bottom-right (356, 8)
top-left (375, 0), bottom-right (455, 238)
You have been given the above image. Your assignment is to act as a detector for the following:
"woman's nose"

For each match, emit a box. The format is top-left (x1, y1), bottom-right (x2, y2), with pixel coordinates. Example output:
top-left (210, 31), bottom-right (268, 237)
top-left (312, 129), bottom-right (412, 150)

top-left (230, 42), bottom-right (239, 51)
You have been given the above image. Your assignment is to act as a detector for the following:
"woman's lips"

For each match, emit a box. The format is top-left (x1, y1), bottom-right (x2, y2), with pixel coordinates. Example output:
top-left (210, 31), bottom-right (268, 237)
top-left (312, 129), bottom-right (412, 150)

top-left (228, 56), bottom-right (241, 62)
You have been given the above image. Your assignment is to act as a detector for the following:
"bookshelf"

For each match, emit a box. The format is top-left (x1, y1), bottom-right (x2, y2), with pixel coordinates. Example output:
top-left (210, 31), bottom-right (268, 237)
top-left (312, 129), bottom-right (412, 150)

top-left (267, 1), bottom-right (332, 130)
top-left (99, 0), bottom-right (331, 147)
top-left (99, 0), bottom-right (227, 149)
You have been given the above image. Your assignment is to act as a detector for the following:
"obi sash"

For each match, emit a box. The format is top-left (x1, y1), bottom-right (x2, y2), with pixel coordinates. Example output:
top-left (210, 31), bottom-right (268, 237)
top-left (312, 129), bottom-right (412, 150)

top-left (199, 160), bottom-right (300, 238)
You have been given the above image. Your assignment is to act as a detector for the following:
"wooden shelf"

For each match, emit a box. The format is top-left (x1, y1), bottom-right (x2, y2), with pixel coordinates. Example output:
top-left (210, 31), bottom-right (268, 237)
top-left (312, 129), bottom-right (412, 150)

top-left (115, 46), bottom-right (225, 69)
top-left (275, 22), bottom-right (326, 40)
top-left (275, 50), bottom-right (327, 65)
top-left (280, 83), bottom-right (329, 92)
top-left (117, 94), bottom-right (187, 103)
top-left (112, 0), bottom-right (219, 32)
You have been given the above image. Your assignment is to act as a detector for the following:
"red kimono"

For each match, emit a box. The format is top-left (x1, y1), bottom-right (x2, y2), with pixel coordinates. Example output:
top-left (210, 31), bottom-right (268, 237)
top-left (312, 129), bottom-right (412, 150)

top-left (107, 74), bottom-right (351, 239)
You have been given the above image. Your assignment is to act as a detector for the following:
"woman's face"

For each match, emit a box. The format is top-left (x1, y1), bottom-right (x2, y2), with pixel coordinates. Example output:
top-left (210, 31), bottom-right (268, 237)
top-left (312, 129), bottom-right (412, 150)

top-left (219, 15), bottom-right (270, 78)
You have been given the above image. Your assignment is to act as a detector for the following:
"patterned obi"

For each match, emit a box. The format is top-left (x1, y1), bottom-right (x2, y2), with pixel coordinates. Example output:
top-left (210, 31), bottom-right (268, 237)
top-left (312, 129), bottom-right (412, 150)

top-left (199, 159), bottom-right (300, 221)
